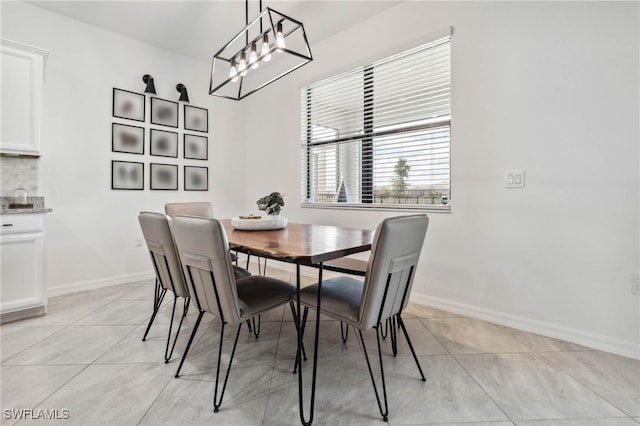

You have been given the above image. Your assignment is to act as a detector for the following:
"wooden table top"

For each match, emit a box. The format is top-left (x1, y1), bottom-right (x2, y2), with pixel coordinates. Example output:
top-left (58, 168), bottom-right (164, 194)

top-left (220, 219), bottom-right (374, 265)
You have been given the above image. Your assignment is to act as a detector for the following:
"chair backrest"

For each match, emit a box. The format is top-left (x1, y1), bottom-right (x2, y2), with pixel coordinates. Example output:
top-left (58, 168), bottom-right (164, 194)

top-left (359, 214), bottom-right (429, 330)
top-left (165, 202), bottom-right (213, 218)
top-left (138, 212), bottom-right (189, 298)
top-left (171, 216), bottom-right (242, 324)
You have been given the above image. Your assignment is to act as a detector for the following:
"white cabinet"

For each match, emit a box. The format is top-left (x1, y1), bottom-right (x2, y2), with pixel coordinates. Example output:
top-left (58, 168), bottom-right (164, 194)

top-left (1, 39), bottom-right (48, 156)
top-left (1, 213), bottom-right (47, 322)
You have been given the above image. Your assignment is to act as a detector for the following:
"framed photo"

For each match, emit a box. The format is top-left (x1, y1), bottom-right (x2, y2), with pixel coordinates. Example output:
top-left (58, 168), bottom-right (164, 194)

top-left (151, 97), bottom-right (178, 128)
top-left (112, 123), bottom-right (144, 154)
top-left (184, 105), bottom-right (208, 132)
top-left (150, 129), bottom-right (178, 158)
top-left (113, 88), bottom-right (145, 122)
top-left (150, 163), bottom-right (178, 190)
top-left (112, 160), bottom-right (144, 190)
top-left (184, 166), bottom-right (208, 191)
top-left (183, 134), bottom-right (208, 160)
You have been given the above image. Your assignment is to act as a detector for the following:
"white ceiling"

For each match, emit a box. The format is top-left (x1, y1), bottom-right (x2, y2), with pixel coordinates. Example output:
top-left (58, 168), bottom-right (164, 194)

top-left (27, 0), bottom-right (402, 63)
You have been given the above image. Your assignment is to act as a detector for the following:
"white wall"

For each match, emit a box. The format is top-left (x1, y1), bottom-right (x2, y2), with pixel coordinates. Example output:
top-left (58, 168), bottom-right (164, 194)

top-left (244, 2), bottom-right (640, 358)
top-left (1, 2), bottom-right (247, 294)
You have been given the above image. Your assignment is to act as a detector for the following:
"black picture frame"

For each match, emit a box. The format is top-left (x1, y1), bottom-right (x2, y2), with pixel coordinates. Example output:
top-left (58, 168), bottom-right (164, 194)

top-left (184, 166), bottom-right (208, 191)
top-left (151, 97), bottom-right (179, 128)
top-left (184, 105), bottom-right (208, 132)
top-left (183, 134), bottom-right (208, 160)
top-left (150, 163), bottom-right (178, 190)
top-left (112, 160), bottom-right (144, 190)
top-left (113, 88), bottom-right (145, 122)
top-left (112, 123), bottom-right (144, 155)
top-left (150, 128), bottom-right (178, 158)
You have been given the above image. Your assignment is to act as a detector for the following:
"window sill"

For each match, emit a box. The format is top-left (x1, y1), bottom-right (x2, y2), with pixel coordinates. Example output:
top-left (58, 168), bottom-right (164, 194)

top-left (300, 202), bottom-right (451, 213)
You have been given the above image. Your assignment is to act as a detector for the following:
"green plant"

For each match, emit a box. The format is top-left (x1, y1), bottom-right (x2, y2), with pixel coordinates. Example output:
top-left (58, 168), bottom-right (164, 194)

top-left (256, 192), bottom-right (285, 215)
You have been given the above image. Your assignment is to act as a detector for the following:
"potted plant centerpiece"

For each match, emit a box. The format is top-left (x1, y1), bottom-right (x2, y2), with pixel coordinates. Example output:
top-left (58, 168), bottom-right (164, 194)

top-left (228, 192), bottom-right (287, 230)
top-left (232, 192), bottom-right (287, 230)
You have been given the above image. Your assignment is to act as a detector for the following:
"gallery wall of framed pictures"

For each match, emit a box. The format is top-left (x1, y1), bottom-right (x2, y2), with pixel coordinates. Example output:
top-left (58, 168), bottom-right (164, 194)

top-left (110, 87), bottom-right (209, 191)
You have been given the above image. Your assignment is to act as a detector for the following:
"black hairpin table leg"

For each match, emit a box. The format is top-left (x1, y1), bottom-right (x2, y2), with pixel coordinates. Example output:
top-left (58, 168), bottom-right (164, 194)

top-left (296, 262), bottom-right (323, 426)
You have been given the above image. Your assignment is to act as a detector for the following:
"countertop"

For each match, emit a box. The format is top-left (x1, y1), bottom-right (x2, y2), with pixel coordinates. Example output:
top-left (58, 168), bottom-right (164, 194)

top-left (0, 196), bottom-right (51, 214)
top-left (1, 208), bottom-right (52, 215)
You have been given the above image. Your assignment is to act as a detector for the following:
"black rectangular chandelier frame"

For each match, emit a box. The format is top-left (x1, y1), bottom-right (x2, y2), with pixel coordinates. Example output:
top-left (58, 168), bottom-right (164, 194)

top-left (209, 6), bottom-right (313, 101)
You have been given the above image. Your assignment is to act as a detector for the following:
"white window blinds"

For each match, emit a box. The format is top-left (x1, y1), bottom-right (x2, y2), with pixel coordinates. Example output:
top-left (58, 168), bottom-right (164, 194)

top-left (301, 33), bottom-right (451, 208)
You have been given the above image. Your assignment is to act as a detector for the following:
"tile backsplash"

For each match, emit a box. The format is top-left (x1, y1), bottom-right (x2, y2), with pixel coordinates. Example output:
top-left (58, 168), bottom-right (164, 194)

top-left (0, 157), bottom-right (39, 196)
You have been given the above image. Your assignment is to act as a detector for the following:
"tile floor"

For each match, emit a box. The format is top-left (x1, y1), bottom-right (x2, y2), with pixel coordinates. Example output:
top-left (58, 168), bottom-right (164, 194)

top-left (1, 266), bottom-right (639, 426)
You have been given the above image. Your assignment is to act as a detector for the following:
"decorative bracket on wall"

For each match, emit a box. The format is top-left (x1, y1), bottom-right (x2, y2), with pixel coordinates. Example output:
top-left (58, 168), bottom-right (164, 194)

top-left (142, 74), bottom-right (156, 95)
top-left (176, 83), bottom-right (190, 103)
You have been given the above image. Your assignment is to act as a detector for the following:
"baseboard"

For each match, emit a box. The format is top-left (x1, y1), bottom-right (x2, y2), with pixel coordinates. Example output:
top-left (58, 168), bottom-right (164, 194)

top-left (47, 271), bottom-right (155, 298)
top-left (411, 292), bottom-right (640, 360)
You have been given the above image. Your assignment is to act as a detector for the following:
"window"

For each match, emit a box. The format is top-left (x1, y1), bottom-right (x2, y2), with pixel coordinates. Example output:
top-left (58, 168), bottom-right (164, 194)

top-left (301, 33), bottom-right (451, 209)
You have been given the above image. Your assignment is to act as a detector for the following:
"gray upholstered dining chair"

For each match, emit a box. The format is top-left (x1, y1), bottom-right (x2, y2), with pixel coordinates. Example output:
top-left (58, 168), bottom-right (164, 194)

top-left (170, 215), bottom-right (300, 413)
top-left (164, 202), bottom-right (213, 218)
top-left (298, 214), bottom-right (429, 422)
top-left (165, 201), bottom-right (267, 337)
top-left (164, 201), bottom-right (248, 276)
top-left (138, 212), bottom-right (191, 363)
top-left (165, 202), bottom-right (242, 264)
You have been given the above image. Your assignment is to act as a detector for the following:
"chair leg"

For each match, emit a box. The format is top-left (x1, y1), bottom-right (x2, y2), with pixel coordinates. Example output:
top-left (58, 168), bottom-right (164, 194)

top-left (164, 296), bottom-right (189, 363)
top-left (213, 322), bottom-right (242, 413)
top-left (288, 302), bottom-right (307, 372)
top-left (251, 315), bottom-right (261, 338)
top-left (397, 315), bottom-right (426, 382)
top-left (246, 319), bottom-right (253, 333)
top-left (356, 328), bottom-right (389, 422)
top-left (390, 315), bottom-right (398, 356)
top-left (293, 306), bottom-right (310, 374)
top-left (379, 317), bottom-right (398, 356)
top-left (380, 318), bottom-right (389, 340)
top-left (174, 310), bottom-right (204, 378)
top-left (256, 256), bottom-right (269, 276)
top-left (142, 281), bottom-right (166, 341)
top-left (340, 322), bottom-right (349, 343)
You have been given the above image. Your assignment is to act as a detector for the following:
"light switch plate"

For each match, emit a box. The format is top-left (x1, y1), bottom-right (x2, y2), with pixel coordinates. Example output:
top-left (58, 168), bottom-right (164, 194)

top-left (505, 170), bottom-right (525, 188)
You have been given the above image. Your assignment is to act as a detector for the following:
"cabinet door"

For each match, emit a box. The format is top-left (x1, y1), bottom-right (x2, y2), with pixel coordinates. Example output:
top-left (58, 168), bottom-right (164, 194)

top-left (0, 232), bottom-right (45, 313)
top-left (1, 39), bottom-right (48, 156)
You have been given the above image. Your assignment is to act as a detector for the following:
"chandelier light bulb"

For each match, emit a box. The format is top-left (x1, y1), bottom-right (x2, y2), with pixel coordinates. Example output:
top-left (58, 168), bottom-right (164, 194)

top-left (261, 33), bottom-right (272, 62)
top-left (229, 59), bottom-right (239, 82)
top-left (250, 43), bottom-right (259, 69)
top-left (238, 52), bottom-right (248, 77)
top-left (276, 22), bottom-right (286, 51)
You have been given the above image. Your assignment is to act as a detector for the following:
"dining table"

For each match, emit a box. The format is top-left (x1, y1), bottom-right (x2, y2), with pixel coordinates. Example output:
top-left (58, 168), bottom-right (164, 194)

top-left (220, 219), bottom-right (374, 426)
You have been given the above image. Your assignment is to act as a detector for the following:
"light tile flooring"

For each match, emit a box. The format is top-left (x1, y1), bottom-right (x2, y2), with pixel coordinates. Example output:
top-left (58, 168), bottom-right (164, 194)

top-left (1, 267), bottom-right (639, 426)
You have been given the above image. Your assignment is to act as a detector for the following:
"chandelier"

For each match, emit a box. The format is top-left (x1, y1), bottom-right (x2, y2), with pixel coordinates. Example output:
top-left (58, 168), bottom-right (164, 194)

top-left (209, 0), bottom-right (313, 101)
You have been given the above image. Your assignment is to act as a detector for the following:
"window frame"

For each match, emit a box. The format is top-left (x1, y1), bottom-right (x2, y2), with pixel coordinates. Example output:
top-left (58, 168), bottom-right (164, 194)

top-left (301, 33), bottom-right (452, 212)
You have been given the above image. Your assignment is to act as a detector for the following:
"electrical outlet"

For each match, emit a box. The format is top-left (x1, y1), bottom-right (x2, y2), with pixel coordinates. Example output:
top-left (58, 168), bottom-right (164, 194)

top-left (505, 170), bottom-right (525, 188)
top-left (632, 274), bottom-right (640, 295)
top-left (136, 236), bottom-right (144, 247)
